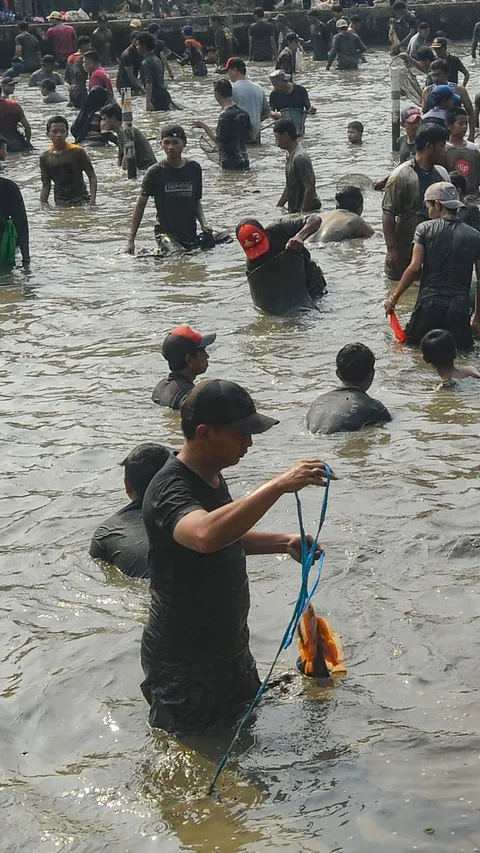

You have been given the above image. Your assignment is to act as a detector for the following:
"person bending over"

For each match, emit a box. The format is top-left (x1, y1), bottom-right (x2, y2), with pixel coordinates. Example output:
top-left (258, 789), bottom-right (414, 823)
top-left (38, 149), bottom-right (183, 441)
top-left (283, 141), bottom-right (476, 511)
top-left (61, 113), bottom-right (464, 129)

top-left (140, 377), bottom-right (334, 734)
top-left (90, 443), bottom-right (171, 579)
top-left (311, 186), bottom-right (374, 243)
top-left (127, 124), bottom-right (211, 254)
top-left (71, 86), bottom-right (111, 146)
top-left (193, 78), bottom-right (254, 171)
top-left (0, 79), bottom-right (32, 153)
top-left (152, 325), bottom-right (216, 410)
top-left (40, 115), bottom-right (97, 207)
top-left (274, 118), bottom-right (321, 213)
top-left (100, 102), bottom-right (156, 171)
top-left (421, 328), bottom-right (480, 386)
top-left (307, 343), bottom-right (391, 435)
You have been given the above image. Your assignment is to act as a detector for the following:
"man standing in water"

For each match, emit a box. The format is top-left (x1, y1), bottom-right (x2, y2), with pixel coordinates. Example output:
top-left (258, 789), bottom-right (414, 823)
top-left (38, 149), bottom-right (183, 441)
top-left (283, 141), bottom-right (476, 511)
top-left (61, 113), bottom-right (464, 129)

top-left (382, 123), bottom-right (449, 280)
top-left (136, 32), bottom-right (173, 112)
top-left (249, 7), bottom-right (276, 63)
top-left (39, 115), bottom-right (97, 207)
top-left (224, 57), bottom-right (271, 144)
top-left (194, 79), bottom-right (254, 171)
top-left (127, 124), bottom-right (210, 254)
top-left (152, 325), bottom-right (216, 409)
top-left (0, 175), bottom-right (30, 268)
top-left (274, 118), bottom-right (321, 213)
top-left (326, 19), bottom-right (366, 71)
top-left (140, 377), bottom-right (333, 734)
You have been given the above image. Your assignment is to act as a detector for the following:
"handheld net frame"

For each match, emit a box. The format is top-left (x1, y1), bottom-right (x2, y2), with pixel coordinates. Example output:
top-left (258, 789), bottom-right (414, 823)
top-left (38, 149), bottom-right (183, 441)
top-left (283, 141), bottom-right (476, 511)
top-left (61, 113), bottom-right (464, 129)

top-left (336, 173), bottom-right (375, 193)
top-left (199, 133), bottom-right (220, 164)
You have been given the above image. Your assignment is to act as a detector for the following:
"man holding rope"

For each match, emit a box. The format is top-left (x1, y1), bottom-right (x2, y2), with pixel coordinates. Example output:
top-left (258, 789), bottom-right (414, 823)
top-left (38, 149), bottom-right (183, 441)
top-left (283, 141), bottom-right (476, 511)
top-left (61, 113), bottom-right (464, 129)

top-left (140, 378), bottom-right (334, 735)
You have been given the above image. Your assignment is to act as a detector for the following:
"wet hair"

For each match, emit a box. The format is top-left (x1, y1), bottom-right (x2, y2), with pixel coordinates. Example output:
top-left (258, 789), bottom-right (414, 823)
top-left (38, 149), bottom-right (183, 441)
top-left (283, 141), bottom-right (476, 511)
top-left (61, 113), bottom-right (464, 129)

top-left (449, 169), bottom-right (467, 194)
top-left (42, 54), bottom-right (55, 65)
top-left (350, 14), bottom-right (361, 23)
top-left (418, 21), bottom-right (430, 30)
top-left (214, 78), bottom-right (232, 99)
top-left (416, 47), bottom-right (435, 63)
top-left (335, 185), bottom-right (363, 212)
top-left (228, 57), bottom-right (246, 74)
top-left (136, 32), bottom-right (155, 52)
top-left (332, 5), bottom-right (343, 14)
top-left (445, 106), bottom-right (467, 127)
top-left (393, 1), bottom-right (406, 10)
top-left (348, 120), bottom-right (363, 134)
top-left (273, 117), bottom-right (298, 139)
top-left (41, 79), bottom-right (56, 92)
top-left (121, 442), bottom-right (171, 498)
top-left (254, 6), bottom-right (264, 16)
top-left (210, 14), bottom-right (222, 24)
top-left (100, 101), bottom-right (122, 121)
top-left (78, 35), bottom-right (93, 48)
top-left (336, 343), bottom-right (375, 384)
top-left (18, 20), bottom-right (29, 30)
top-left (147, 22), bottom-right (160, 34)
top-left (161, 122), bottom-right (187, 143)
top-left (46, 115), bottom-right (68, 132)
top-left (420, 329), bottom-right (456, 369)
top-left (308, 9), bottom-right (320, 17)
top-left (0, 135), bottom-right (7, 147)
top-left (429, 58), bottom-right (449, 75)
top-left (285, 32), bottom-right (298, 44)
top-left (415, 123), bottom-right (448, 151)
top-left (83, 49), bottom-right (100, 64)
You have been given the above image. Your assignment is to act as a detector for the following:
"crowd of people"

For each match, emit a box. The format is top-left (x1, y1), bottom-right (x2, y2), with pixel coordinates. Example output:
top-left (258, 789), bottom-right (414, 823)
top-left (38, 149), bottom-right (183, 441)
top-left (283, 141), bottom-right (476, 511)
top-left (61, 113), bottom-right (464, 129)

top-left (2, 6), bottom-right (480, 738)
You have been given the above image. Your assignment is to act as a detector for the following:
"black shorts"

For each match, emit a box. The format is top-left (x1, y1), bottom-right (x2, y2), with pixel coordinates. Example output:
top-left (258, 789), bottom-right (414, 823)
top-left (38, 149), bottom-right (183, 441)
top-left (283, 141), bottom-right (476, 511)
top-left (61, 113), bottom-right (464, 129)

top-left (141, 650), bottom-right (261, 735)
top-left (406, 297), bottom-right (473, 350)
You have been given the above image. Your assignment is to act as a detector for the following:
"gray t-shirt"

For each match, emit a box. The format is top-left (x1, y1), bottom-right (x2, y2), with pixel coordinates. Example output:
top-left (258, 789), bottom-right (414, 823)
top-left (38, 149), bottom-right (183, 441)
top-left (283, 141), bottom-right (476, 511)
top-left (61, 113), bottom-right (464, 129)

top-left (117, 125), bottom-right (156, 170)
top-left (29, 68), bottom-right (63, 87)
top-left (43, 91), bottom-right (67, 103)
top-left (232, 78), bottom-right (268, 140)
top-left (414, 218), bottom-right (480, 303)
top-left (306, 387), bottom-right (391, 435)
top-left (14, 32), bottom-right (40, 71)
top-left (285, 145), bottom-right (320, 213)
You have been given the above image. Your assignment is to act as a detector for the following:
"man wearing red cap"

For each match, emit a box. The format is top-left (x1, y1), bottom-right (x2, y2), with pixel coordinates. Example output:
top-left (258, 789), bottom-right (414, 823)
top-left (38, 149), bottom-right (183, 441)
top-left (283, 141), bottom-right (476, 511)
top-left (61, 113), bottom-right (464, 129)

top-left (141, 377), bottom-right (334, 734)
top-left (152, 326), bottom-right (216, 410)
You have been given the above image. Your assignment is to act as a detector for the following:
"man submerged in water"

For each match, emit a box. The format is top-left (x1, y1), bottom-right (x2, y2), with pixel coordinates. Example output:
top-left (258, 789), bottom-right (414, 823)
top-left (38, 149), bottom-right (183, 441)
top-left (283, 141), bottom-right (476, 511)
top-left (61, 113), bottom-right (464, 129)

top-left (89, 443), bottom-right (171, 579)
top-left (39, 115), bottom-right (97, 206)
top-left (152, 325), bottom-right (216, 411)
top-left (307, 343), bottom-right (391, 435)
top-left (308, 186), bottom-right (374, 243)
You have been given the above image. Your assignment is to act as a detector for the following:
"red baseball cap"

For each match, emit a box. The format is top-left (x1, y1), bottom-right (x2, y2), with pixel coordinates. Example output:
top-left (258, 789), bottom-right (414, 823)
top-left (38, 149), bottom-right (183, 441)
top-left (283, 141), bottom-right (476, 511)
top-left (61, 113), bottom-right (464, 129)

top-left (236, 222), bottom-right (270, 261)
top-left (162, 326), bottom-right (216, 365)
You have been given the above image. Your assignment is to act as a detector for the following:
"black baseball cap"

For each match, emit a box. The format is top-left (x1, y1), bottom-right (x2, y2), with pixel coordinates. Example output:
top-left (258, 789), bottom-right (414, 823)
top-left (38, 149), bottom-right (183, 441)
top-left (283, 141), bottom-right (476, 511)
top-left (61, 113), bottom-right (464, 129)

top-left (162, 325), bottom-right (216, 365)
top-left (181, 379), bottom-right (279, 434)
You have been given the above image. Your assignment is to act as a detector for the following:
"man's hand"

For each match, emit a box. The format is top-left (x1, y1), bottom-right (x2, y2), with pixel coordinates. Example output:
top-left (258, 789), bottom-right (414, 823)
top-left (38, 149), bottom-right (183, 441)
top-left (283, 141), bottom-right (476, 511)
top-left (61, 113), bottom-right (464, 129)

top-left (385, 248), bottom-right (399, 270)
top-left (285, 236), bottom-right (304, 253)
top-left (276, 460), bottom-right (336, 494)
top-left (193, 119), bottom-right (207, 129)
top-left (126, 238), bottom-right (135, 255)
top-left (384, 295), bottom-right (397, 315)
top-left (309, 106), bottom-right (317, 116)
top-left (286, 533), bottom-right (323, 564)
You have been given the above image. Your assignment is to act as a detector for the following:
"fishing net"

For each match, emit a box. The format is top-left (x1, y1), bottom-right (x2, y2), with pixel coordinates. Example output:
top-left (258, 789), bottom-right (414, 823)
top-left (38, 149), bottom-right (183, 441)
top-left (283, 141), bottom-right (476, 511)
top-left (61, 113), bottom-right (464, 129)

top-left (199, 134), bottom-right (220, 164)
top-left (399, 65), bottom-right (422, 104)
top-left (336, 174), bottom-right (374, 192)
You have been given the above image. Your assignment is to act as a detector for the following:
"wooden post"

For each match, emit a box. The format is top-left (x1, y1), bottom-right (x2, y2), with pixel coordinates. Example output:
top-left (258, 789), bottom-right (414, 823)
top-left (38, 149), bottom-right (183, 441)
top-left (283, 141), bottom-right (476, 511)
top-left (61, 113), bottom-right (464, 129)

top-left (121, 87), bottom-right (137, 180)
top-left (391, 65), bottom-right (401, 152)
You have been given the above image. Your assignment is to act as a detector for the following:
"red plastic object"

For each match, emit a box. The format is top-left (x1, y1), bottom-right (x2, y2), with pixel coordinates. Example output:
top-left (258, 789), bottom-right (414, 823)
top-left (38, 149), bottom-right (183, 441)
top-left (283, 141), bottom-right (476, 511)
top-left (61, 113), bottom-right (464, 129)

top-left (389, 310), bottom-right (407, 342)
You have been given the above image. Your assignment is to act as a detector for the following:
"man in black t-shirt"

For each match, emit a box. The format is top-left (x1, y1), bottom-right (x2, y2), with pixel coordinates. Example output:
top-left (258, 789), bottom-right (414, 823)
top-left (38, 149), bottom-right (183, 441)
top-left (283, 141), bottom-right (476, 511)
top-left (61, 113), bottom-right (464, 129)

top-left (269, 70), bottom-right (316, 132)
top-left (141, 377), bottom-right (333, 734)
top-left (194, 78), bottom-right (254, 171)
top-left (249, 7), bottom-right (276, 62)
top-left (127, 123), bottom-right (211, 253)
top-left (116, 35), bottom-right (144, 95)
top-left (152, 325), bottom-right (217, 410)
top-left (306, 10), bottom-right (330, 61)
top-left (89, 443), bottom-right (171, 579)
top-left (14, 21), bottom-right (41, 73)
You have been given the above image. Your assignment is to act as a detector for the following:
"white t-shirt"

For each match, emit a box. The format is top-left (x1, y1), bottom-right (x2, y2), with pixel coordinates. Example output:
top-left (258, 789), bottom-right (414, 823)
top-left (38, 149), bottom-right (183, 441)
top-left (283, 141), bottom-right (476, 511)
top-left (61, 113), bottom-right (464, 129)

top-left (232, 78), bottom-right (269, 140)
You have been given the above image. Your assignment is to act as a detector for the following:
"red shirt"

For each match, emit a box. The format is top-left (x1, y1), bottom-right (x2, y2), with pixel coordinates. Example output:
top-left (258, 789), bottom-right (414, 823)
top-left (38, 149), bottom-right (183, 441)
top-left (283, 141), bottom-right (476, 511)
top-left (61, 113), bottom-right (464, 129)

top-left (89, 67), bottom-right (113, 93)
top-left (0, 98), bottom-right (23, 145)
top-left (46, 23), bottom-right (77, 58)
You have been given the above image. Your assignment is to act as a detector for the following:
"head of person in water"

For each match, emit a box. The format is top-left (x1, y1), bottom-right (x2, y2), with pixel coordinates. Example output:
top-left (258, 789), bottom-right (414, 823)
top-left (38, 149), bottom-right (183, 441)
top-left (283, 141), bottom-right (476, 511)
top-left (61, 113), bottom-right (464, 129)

top-left (429, 58), bottom-right (450, 86)
top-left (449, 169), bottom-right (467, 201)
top-left (46, 115), bottom-right (69, 151)
top-left (415, 46), bottom-right (436, 73)
top-left (136, 32), bottom-right (155, 58)
top-left (424, 181), bottom-right (465, 219)
top-left (347, 120), bottom-right (363, 144)
top-left (431, 85), bottom-right (454, 111)
top-left (162, 326), bottom-right (217, 382)
top-left (336, 18), bottom-right (349, 33)
top-left (273, 117), bottom-right (298, 151)
top-left (445, 106), bottom-right (468, 142)
top-left (96, 13), bottom-right (109, 27)
top-left (420, 328), bottom-right (456, 373)
top-left (0, 135), bottom-right (7, 162)
top-left (209, 14), bottom-right (223, 31)
top-left (349, 14), bottom-right (362, 33)
top-left (308, 9), bottom-right (320, 23)
top-left (236, 218), bottom-right (270, 261)
top-left (269, 69), bottom-right (292, 93)
top-left (431, 35), bottom-right (448, 59)
top-left (401, 105), bottom-right (422, 141)
top-left (41, 79), bottom-right (57, 98)
top-left (224, 57), bottom-right (247, 82)
top-left (392, 0), bottom-right (408, 19)
top-left (160, 123), bottom-right (187, 166)
top-left (82, 50), bottom-right (101, 75)
top-left (253, 6), bottom-right (265, 20)
top-left (148, 22), bottom-right (161, 36)
top-left (284, 33), bottom-right (299, 54)
top-left (336, 343), bottom-right (376, 391)
top-left (99, 100), bottom-right (122, 132)
top-left (214, 77), bottom-right (234, 107)
top-left (41, 54), bottom-right (57, 75)
top-left (273, 13), bottom-right (288, 34)
top-left (414, 122), bottom-right (448, 168)
top-left (335, 186), bottom-right (364, 215)
top-left (121, 442), bottom-right (171, 502)
top-left (180, 378), bottom-right (278, 469)
top-left (1, 76), bottom-right (16, 98)
top-left (77, 34), bottom-right (93, 54)
top-left (330, 4), bottom-right (343, 20)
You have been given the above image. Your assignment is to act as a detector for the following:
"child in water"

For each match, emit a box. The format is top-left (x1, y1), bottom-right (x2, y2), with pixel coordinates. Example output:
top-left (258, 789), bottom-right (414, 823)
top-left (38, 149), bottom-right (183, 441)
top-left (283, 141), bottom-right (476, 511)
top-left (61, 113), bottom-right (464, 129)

top-left (347, 120), bottom-right (363, 144)
top-left (420, 329), bottom-right (480, 386)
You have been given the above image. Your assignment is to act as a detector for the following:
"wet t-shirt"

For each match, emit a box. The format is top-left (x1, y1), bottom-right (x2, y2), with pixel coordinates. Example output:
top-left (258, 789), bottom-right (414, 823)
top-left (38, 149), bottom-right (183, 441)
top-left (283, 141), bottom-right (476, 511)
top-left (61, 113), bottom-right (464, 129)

top-left (445, 142), bottom-right (480, 196)
top-left (307, 387), bottom-right (392, 435)
top-left (116, 45), bottom-right (142, 91)
top-left (117, 125), bottom-right (156, 170)
top-left (285, 145), bottom-right (320, 213)
top-left (142, 53), bottom-right (171, 110)
top-left (141, 455), bottom-right (250, 673)
top-left (249, 19), bottom-right (274, 61)
top-left (276, 47), bottom-right (296, 78)
top-left (89, 66), bottom-right (113, 93)
top-left (309, 21), bottom-right (329, 60)
top-left (151, 372), bottom-right (194, 410)
top-left (14, 32), bottom-right (40, 70)
top-left (246, 216), bottom-right (307, 272)
top-left (89, 499), bottom-right (149, 579)
top-left (216, 104), bottom-right (252, 170)
top-left (214, 26), bottom-right (235, 65)
top-left (46, 23), bottom-right (76, 57)
top-left (397, 135), bottom-right (415, 163)
top-left (39, 142), bottom-right (91, 205)
top-left (0, 98), bottom-right (24, 147)
top-left (232, 78), bottom-right (268, 139)
top-left (269, 83), bottom-right (310, 113)
top-left (29, 68), bottom-right (63, 87)
top-left (414, 218), bottom-right (480, 303)
top-left (141, 159), bottom-right (202, 246)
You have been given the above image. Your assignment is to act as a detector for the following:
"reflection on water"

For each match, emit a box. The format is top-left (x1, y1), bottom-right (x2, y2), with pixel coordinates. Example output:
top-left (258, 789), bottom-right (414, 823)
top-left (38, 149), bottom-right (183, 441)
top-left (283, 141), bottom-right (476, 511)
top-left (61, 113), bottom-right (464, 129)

top-left (2, 43), bottom-right (480, 853)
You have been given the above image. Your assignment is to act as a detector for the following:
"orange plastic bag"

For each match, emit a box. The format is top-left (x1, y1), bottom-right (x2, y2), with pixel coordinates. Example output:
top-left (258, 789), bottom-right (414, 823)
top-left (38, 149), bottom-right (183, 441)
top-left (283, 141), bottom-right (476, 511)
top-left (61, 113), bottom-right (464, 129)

top-left (389, 310), bottom-right (407, 343)
top-left (298, 603), bottom-right (347, 677)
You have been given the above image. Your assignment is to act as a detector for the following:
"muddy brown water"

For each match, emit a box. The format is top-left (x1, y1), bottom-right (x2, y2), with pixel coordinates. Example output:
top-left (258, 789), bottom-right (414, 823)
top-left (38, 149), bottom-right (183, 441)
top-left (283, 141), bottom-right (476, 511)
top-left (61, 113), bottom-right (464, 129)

top-left (2, 44), bottom-right (480, 853)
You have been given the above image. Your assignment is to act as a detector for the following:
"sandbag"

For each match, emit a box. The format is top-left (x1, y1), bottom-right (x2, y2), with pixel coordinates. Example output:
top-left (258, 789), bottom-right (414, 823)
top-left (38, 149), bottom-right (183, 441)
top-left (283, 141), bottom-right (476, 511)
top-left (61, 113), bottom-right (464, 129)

top-left (247, 249), bottom-right (318, 315)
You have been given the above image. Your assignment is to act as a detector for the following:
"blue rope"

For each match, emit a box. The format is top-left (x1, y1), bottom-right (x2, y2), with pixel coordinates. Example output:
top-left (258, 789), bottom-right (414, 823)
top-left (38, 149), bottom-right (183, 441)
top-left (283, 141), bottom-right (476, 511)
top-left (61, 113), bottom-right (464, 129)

top-left (208, 465), bottom-right (332, 795)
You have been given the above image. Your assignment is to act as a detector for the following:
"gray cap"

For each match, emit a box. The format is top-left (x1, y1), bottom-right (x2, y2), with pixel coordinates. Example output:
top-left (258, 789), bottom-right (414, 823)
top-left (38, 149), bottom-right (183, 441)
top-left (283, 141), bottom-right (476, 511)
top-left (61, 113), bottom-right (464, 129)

top-left (336, 18), bottom-right (349, 28)
top-left (424, 181), bottom-right (465, 209)
top-left (269, 69), bottom-right (291, 82)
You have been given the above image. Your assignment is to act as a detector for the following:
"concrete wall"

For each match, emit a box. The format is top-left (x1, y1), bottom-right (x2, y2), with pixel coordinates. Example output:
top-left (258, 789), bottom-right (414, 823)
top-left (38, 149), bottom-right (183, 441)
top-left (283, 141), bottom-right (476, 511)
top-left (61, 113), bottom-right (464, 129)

top-left (1, 2), bottom-right (480, 68)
